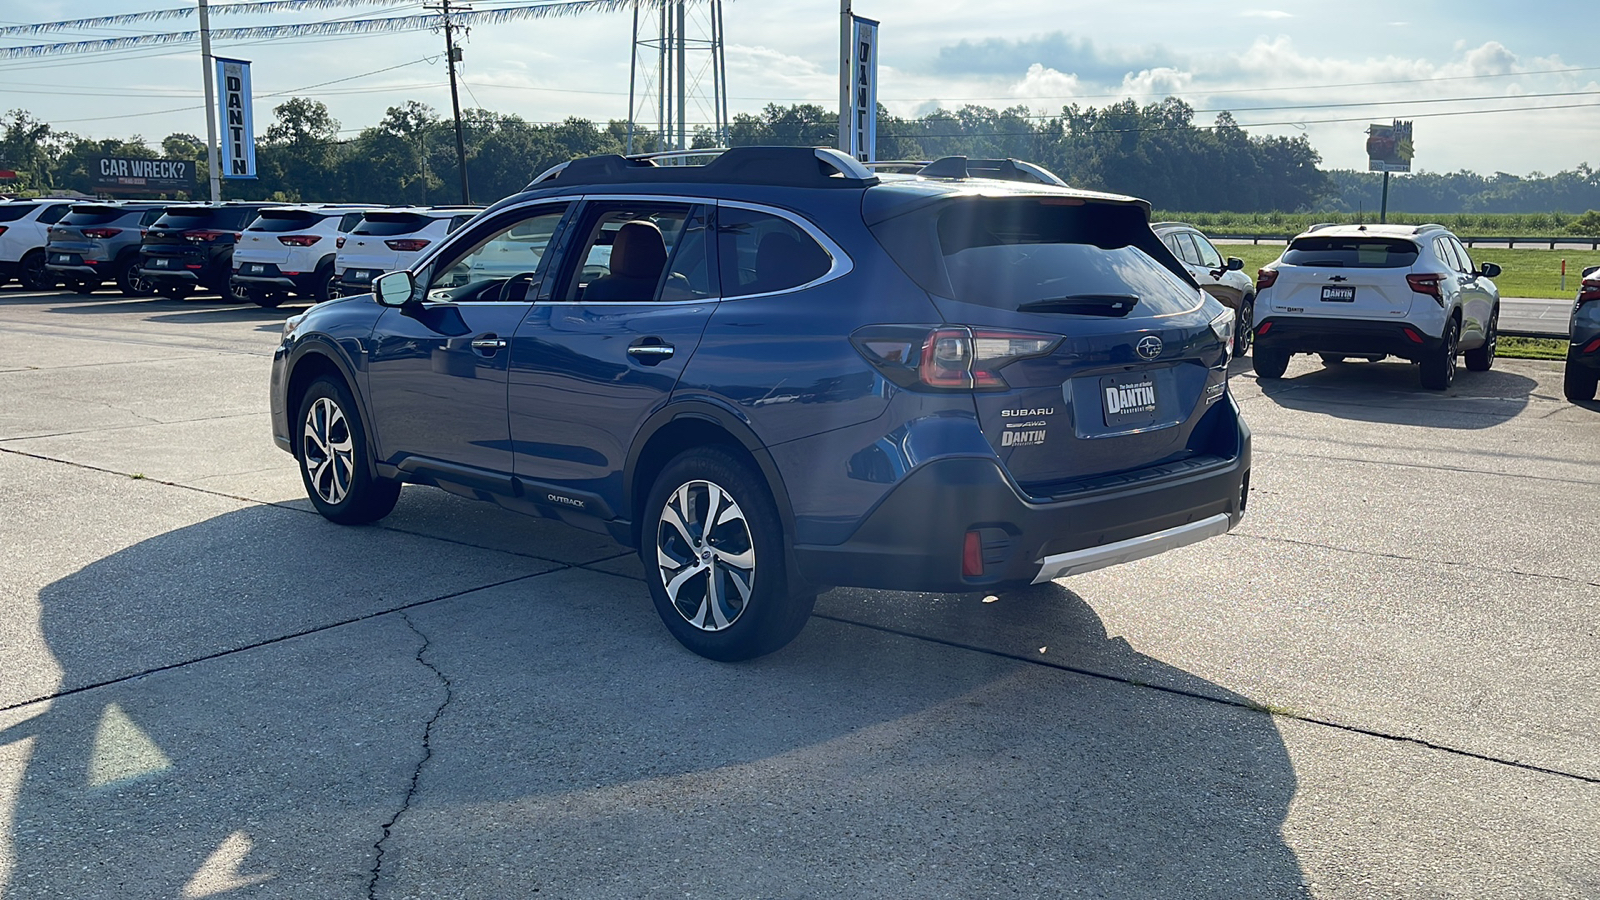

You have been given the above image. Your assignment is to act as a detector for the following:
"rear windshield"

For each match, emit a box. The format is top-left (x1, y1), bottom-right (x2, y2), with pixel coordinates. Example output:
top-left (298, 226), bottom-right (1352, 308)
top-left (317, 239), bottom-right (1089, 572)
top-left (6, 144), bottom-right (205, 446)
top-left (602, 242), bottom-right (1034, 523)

top-left (0, 203), bottom-right (39, 223)
top-left (870, 197), bottom-right (1199, 315)
top-left (353, 213), bottom-right (433, 236)
top-left (248, 210), bottom-right (325, 232)
top-left (62, 206), bottom-right (127, 226)
top-left (1283, 236), bottom-right (1419, 268)
top-left (154, 207), bottom-right (256, 230)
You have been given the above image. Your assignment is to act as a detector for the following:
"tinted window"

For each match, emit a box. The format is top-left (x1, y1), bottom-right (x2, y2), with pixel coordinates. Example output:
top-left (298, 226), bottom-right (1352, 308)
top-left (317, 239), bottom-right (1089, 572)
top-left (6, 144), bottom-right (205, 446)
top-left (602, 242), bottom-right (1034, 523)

top-left (153, 207), bottom-right (254, 229)
top-left (871, 197), bottom-right (1198, 315)
top-left (1172, 232), bottom-right (1201, 265)
top-left (38, 203), bottom-right (71, 224)
top-left (63, 206), bottom-right (125, 226)
top-left (353, 213), bottom-right (432, 236)
top-left (1282, 237), bottom-right (1419, 268)
top-left (428, 205), bottom-right (569, 301)
top-left (139, 208), bottom-right (166, 226)
top-left (1449, 236), bottom-right (1475, 273)
top-left (717, 208), bottom-right (831, 297)
top-left (448, 214), bottom-right (477, 233)
top-left (561, 201), bottom-right (701, 302)
top-left (337, 212), bottom-right (365, 232)
top-left (1190, 232), bottom-right (1223, 268)
top-left (0, 203), bottom-right (40, 223)
top-left (249, 210), bottom-right (326, 232)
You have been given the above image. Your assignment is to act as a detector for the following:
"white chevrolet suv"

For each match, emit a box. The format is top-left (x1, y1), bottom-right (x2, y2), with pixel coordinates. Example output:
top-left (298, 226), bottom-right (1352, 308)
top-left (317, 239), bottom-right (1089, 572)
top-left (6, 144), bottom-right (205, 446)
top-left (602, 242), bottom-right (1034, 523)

top-left (0, 199), bottom-right (74, 290)
top-left (1252, 224), bottom-right (1501, 390)
top-left (232, 204), bottom-right (376, 307)
top-left (330, 206), bottom-right (481, 297)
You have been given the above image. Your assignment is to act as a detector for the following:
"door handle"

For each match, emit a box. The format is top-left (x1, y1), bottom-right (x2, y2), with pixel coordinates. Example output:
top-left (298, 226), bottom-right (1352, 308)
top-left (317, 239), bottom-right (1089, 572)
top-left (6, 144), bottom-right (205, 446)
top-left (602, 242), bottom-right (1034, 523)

top-left (470, 337), bottom-right (508, 351)
top-left (627, 338), bottom-right (675, 364)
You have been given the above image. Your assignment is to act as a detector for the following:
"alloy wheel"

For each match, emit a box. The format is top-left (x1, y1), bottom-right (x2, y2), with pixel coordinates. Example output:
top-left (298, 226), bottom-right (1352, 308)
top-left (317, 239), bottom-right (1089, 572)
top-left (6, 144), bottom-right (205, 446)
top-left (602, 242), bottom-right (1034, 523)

top-left (302, 397), bottom-right (355, 505)
top-left (656, 479), bottom-right (756, 632)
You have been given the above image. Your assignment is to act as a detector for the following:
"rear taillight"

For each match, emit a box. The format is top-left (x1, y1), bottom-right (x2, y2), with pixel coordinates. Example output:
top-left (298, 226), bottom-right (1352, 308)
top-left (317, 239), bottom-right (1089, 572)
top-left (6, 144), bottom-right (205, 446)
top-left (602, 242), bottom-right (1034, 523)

top-left (82, 228), bottom-right (121, 239)
top-left (278, 235), bottom-right (322, 246)
top-left (184, 229), bottom-right (231, 242)
top-left (336, 236), bottom-right (346, 249)
top-left (851, 325), bottom-right (1060, 392)
top-left (1406, 273), bottom-right (1445, 306)
top-left (1578, 278), bottom-right (1600, 304)
top-left (385, 238), bottom-right (430, 252)
top-left (0, 226), bottom-right (7, 236)
top-left (140, 229), bottom-right (148, 238)
top-left (1256, 268), bottom-right (1278, 291)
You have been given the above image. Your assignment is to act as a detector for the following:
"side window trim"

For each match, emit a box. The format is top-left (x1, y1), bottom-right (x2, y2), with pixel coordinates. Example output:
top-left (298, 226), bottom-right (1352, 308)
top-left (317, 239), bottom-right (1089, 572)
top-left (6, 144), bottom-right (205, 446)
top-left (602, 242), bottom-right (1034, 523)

top-left (713, 200), bottom-right (854, 300)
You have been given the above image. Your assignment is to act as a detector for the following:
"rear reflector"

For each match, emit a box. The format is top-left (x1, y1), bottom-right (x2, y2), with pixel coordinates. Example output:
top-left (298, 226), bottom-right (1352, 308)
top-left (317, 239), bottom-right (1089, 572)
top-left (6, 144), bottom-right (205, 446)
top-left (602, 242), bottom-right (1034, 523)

top-left (1402, 327), bottom-right (1424, 344)
top-left (1585, 338), bottom-right (1600, 354)
top-left (1257, 321), bottom-right (1273, 336)
top-left (962, 531), bottom-right (984, 577)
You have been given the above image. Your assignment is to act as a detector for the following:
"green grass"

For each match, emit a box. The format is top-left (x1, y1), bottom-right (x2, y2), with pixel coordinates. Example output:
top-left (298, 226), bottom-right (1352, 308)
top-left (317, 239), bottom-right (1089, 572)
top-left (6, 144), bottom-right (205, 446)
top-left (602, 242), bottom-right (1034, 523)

top-left (1497, 337), bottom-right (1568, 360)
top-left (1159, 210), bottom-right (1600, 239)
top-left (1214, 244), bottom-right (1596, 300)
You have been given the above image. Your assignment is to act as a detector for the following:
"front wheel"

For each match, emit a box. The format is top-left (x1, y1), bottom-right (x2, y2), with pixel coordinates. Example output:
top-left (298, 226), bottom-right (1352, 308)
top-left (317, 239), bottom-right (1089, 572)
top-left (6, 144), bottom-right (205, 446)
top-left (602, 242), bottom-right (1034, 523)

top-left (297, 376), bottom-right (401, 525)
top-left (641, 447), bottom-right (814, 661)
top-left (1232, 297), bottom-right (1254, 357)
top-left (1464, 310), bottom-right (1497, 372)
top-left (1253, 348), bottom-right (1290, 379)
top-left (1420, 318), bottom-right (1459, 390)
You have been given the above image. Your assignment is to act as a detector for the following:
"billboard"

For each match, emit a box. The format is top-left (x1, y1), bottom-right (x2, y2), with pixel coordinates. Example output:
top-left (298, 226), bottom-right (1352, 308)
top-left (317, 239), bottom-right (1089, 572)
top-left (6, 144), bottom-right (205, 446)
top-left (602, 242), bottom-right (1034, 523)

top-left (215, 56), bottom-right (257, 180)
top-left (845, 15), bottom-right (878, 163)
top-left (92, 157), bottom-right (196, 195)
top-left (1367, 120), bottom-right (1414, 173)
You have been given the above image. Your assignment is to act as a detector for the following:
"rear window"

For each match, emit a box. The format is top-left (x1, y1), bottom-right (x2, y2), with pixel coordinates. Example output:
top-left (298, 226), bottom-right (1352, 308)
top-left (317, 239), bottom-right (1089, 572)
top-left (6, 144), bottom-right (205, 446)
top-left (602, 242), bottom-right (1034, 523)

top-left (353, 213), bottom-right (432, 236)
top-left (870, 197), bottom-right (1199, 315)
top-left (248, 210), bottom-right (326, 232)
top-left (154, 207), bottom-right (256, 230)
top-left (1283, 237), bottom-right (1419, 268)
top-left (0, 203), bottom-right (40, 223)
top-left (62, 206), bottom-right (126, 226)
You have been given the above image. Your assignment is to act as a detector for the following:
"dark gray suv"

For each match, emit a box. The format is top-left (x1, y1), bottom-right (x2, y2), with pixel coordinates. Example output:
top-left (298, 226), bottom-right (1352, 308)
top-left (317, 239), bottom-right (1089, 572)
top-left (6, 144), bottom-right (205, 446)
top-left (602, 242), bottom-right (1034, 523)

top-left (1566, 265), bottom-right (1600, 402)
top-left (46, 202), bottom-right (168, 296)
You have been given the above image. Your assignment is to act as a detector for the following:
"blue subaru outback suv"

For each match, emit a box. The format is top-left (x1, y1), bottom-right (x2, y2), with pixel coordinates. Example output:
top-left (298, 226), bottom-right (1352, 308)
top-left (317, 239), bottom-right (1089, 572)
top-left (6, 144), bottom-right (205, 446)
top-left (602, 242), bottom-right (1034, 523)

top-left (270, 147), bottom-right (1250, 660)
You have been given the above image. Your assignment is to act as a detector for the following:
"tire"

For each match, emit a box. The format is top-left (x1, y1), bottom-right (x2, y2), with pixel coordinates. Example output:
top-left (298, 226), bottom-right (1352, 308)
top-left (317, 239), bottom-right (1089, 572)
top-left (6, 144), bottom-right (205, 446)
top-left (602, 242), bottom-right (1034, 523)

top-left (70, 278), bottom-right (97, 295)
top-left (1253, 348), bottom-right (1290, 380)
top-left (157, 284), bottom-right (193, 300)
top-left (18, 249), bottom-right (56, 291)
top-left (641, 447), bottom-right (814, 661)
top-left (253, 290), bottom-right (287, 309)
top-left (1318, 354), bottom-right (1347, 366)
top-left (311, 266), bottom-right (335, 302)
top-left (229, 283), bottom-right (253, 304)
top-left (296, 376), bottom-right (401, 525)
top-left (1420, 317), bottom-right (1459, 390)
top-left (1464, 309), bottom-right (1497, 372)
top-left (1233, 297), bottom-right (1254, 357)
top-left (115, 257), bottom-right (154, 297)
top-left (1564, 360), bottom-right (1599, 403)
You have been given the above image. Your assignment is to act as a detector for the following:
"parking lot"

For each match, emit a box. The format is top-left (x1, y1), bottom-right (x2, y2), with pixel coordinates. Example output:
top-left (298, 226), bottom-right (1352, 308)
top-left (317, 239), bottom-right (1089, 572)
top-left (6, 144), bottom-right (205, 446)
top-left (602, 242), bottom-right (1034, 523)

top-left (1, 287), bottom-right (1596, 898)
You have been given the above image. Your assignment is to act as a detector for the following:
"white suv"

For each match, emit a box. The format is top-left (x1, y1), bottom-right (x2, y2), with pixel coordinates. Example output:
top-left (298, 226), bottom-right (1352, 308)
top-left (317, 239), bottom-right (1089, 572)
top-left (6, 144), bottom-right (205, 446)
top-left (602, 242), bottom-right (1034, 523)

top-left (1252, 224), bottom-right (1501, 390)
top-left (232, 204), bottom-right (376, 307)
top-left (0, 199), bottom-right (74, 290)
top-left (331, 206), bottom-right (481, 297)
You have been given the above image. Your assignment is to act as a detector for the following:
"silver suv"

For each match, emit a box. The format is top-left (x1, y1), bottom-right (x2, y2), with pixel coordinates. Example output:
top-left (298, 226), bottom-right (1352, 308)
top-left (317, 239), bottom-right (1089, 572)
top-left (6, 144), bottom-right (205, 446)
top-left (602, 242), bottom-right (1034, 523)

top-left (1252, 224), bottom-right (1501, 390)
top-left (1153, 222), bottom-right (1255, 356)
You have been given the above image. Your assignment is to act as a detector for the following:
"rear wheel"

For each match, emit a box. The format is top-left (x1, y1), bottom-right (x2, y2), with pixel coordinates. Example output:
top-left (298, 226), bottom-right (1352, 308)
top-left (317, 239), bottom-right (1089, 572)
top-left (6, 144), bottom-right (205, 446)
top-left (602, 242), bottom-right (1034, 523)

top-left (19, 249), bottom-right (56, 291)
top-left (115, 257), bottom-right (154, 297)
top-left (297, 376), bottom-right (401, 524)
top-left (1420, 318), bottom-right (1459, 390)
top-left (157, 284), bottom-right (193, 300)
top-left (311, 266), bottom-right (335, 302)
top-left (70, 278), bottom-right (97, 295)
top-left (252, 290), bottom-right (287, 308)
top-left (1253, 348), bottom-right (1290, 379)
top-left (1564, 360), bottom-right (1599, 403)
top-left (642, 447), bottom-right (814, 661)
top-left (1233, 297), bottom-right (1254, 356)
top-left (1464, 309), bottom-right (1497, 372)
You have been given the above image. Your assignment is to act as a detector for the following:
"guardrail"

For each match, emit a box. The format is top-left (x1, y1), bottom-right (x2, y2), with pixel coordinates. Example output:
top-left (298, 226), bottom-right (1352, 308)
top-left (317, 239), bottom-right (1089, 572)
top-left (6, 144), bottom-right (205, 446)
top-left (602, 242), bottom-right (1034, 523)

top-left (1210, 233), bottom-right (1600, 250)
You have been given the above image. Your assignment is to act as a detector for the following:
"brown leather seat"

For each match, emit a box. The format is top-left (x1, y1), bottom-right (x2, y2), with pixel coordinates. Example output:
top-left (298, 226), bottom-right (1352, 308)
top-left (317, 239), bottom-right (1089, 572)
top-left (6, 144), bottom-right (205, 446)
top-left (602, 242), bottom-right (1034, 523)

top-left (583, 221), bottom-right (667, 301)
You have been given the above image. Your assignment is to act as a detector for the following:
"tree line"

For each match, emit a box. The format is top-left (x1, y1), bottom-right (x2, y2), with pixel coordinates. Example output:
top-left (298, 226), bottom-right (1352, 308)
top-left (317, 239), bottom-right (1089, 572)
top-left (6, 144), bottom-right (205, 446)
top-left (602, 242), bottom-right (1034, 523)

top-left (2, 99), bottom-right (1595, 215)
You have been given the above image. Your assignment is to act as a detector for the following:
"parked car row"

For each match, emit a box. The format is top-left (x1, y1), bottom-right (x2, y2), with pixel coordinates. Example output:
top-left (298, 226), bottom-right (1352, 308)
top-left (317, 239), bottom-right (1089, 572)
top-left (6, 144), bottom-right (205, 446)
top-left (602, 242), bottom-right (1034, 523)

top-left (0, 197), bottom-right (483, 306)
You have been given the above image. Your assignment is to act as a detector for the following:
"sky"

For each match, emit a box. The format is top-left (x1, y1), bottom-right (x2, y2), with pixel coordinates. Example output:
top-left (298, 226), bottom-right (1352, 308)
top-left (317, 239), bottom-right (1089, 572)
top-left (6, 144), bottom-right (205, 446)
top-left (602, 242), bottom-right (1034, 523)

top-left (1, 0), bottom-right (1596, 177)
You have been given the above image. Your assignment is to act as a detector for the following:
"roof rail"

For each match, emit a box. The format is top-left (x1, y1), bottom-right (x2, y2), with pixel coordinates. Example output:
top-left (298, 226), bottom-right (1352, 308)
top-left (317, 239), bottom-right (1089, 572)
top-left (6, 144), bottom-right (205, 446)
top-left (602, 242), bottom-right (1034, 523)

top-left (863, 159), bottom-right (932, 173)
top-left (526, 146), bottom-right (879, 190)
top-left (1305, 222), bottom-right (1338, 232)
top-left (1414, 222), bottom-right (1446, 233)
top-left (915, 156), bottom-right (1068, 187)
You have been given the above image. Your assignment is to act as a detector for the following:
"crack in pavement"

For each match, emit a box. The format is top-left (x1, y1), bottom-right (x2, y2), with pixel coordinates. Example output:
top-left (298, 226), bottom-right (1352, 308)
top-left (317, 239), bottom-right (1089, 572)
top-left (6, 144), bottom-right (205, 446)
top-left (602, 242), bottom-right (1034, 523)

top-left (368, 611), bottom-right (453, 900)
top-left (1226, 530), bottom-right (1600, 589)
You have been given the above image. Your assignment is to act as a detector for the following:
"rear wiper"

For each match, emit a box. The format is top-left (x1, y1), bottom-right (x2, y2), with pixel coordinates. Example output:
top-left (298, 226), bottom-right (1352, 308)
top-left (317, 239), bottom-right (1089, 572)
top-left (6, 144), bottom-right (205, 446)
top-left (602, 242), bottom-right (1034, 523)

top-left (1016, 293), bottom-right (1140, 316)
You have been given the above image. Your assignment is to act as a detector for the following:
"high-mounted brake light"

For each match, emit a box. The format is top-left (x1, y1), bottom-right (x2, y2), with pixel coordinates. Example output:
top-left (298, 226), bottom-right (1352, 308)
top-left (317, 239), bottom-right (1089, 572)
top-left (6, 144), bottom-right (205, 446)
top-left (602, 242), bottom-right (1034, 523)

top-left (385, 238), bottom-right (430, 252)
top-left (851, 325), bottom-right (1060, 391)
top-left (1406, 273), bottom-right (1445, 306)
top-left (1256, 268), bottom-right (1278, 291)
top-left (82, 228), bottom-right (121, 239)
top-left (1578, 278), bottom-right (1600, 304)
top-left (278, 235), bottom-right (322, 246)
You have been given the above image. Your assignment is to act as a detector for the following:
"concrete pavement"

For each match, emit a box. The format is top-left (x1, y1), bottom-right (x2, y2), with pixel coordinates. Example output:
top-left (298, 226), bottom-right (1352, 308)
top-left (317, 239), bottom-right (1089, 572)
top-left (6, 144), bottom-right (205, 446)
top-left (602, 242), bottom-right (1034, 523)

top-left (1, 286), bottom-right (1596, 898)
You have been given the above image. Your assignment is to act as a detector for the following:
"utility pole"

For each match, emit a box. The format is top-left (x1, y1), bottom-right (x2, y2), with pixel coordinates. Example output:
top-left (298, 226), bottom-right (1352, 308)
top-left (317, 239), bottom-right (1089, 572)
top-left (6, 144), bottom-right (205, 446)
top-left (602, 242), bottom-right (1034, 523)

top-left (428, 0), bottom-right (472, 204)
top-left (199, 0), bottom-right (222, 202)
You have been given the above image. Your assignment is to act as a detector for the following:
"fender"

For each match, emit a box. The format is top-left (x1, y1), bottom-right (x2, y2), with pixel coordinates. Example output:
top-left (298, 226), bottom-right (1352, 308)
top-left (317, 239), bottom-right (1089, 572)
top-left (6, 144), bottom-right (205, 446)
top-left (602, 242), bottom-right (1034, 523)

top-left (284, 334), bottom-right (388, 476)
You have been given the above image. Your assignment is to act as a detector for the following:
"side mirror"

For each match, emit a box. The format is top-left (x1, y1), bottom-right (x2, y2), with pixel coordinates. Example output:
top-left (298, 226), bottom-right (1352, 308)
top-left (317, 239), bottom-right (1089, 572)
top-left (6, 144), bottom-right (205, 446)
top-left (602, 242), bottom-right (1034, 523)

top-left (1478, 262), bottom-right (1501, 279)
top-left (373, 270), bottom-right (415, 307)
top-left (1226, 256), bottom-right (1245, 272)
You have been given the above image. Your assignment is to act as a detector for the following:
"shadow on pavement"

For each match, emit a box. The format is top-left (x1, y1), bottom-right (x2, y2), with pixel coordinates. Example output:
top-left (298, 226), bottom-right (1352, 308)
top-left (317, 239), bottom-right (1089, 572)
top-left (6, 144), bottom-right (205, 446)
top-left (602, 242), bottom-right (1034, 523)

top-left (0, 504), bottom-right (1307, 897)
top-left (1253, 357), bottom-right (1538, 428)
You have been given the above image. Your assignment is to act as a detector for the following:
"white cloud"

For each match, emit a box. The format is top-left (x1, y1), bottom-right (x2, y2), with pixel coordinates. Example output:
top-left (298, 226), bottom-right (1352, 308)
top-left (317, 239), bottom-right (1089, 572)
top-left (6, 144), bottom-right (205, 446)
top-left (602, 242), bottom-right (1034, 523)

top-left (1007, 64), bottom-right (1082, 103)
top-left (1239, 10), bottom-right (1294, 19)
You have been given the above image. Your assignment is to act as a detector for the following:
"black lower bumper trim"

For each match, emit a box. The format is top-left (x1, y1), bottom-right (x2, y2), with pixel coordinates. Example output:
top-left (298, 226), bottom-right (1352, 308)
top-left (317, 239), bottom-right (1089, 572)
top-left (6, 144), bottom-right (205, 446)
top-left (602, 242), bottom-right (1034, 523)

top-left (1256, 316), bottom-right (1443, 361)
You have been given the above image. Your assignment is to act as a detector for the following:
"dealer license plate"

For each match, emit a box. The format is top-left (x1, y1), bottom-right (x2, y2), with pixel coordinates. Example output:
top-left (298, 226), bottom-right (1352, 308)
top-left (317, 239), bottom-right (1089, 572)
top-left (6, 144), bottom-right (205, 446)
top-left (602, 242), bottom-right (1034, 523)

top-left (1101, 373), bottom-right (1160, 429)
top-left (148, 258), bottom-right (170, 268)
top-left (1321, 285), bottom-right (1356, 302)
top-left (51, 253), bottom-right (71, 264)
top-left (246, 264), bottom-right (265, 274)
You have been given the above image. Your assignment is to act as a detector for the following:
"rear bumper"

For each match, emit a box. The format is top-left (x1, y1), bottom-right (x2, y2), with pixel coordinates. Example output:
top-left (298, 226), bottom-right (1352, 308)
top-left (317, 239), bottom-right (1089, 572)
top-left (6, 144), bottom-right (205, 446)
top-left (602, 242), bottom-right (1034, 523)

top-left (331, 271), bottom-right (376, 295)
top-left (792, 419), bottom-right (1251, 593)
top-left (45, 262), bottom-right (101, 278)
top-left (1254, 316), bottom-right (1443, 361)
top-left (233, 274), bottom-right (301, 292)
top-left (141, 268), bottom-right (201, 285)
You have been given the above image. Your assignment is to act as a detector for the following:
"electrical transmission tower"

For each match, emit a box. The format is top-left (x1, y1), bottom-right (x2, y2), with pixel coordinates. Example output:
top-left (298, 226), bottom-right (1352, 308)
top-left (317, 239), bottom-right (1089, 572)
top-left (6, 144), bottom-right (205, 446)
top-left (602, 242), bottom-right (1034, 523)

top-left (627, 0), bottom-right (728, 156)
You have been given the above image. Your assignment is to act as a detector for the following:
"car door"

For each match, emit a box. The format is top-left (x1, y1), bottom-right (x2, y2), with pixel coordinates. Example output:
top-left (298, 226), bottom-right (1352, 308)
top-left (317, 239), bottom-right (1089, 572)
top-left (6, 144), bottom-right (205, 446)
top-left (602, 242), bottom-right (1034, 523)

top-left (507, 198), bottom-right (718, 511)
top-left (1184, 231), bottom-right (1244, 309)
top-left (1449, 236), bottom-right (1496, 344)
top-left (364, 201), bottom-right (575, 487)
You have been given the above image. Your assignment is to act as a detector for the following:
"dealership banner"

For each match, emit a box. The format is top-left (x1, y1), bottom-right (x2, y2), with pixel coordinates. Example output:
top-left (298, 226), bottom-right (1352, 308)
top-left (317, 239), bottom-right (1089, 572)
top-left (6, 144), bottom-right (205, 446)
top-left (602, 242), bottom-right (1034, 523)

top-left (1366, 120), bottom-right (1414, 174)
top-left (214, 56), bottom-right (257, 179)
top-left (93, 156), bottom-right (196, 194)
top-left (846, 15), bottom-right (878, 163)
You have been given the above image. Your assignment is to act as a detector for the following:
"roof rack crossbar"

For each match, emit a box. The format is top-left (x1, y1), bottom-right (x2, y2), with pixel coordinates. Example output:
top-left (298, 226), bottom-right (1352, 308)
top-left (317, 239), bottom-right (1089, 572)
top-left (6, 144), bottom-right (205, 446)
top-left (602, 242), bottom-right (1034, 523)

top-left (915, 156), bottom-right (1068, 187)
top-left (525, 146), bottom-right (880, 190)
